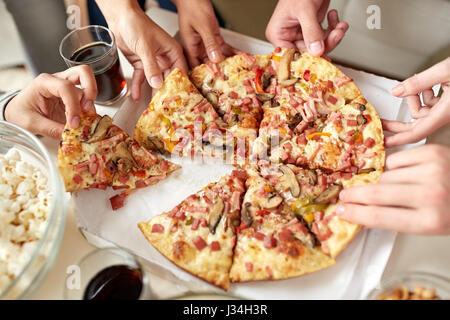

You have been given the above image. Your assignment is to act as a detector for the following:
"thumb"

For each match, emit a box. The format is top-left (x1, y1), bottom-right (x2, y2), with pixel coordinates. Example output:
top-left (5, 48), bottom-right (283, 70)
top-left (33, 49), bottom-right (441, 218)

top-left (297, 3), bottom-right (325, 56)
top-left (198, 27), bottom-right (223, 63)
top-left (141, 48), bottom-right (163, 89)
top-left (34, 116), bottom-right (65, 140)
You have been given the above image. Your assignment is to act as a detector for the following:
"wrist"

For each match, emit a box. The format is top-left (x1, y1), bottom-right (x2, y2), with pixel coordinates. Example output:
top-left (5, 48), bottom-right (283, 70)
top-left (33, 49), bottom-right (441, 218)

top-left (95, 0), bottom-right (141, 25)
top-left (0, 90), bottom-right (19, 122)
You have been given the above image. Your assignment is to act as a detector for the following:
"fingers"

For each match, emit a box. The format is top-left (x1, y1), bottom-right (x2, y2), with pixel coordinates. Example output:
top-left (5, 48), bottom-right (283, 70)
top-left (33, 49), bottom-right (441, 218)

top-left (142, 52), bottom-right (163, 89)
top-left (296, 1), bottom-right (326, 56)
top-left (406, 95), bottom-right (430, 118)
top-left (35, 73), bottom-right (84, 129)
top-left (335, 204), bottom-right (426, 234)
top-left (56, 65), bottom-right (98, 103)
top-left (422, 89), bottom-right (440, 106)
top-left (33, 116), bottom-right (65, 140)
top-left (381, 119), bottom-right (413, 133)
top-left (198, 28), bottom-right (223, 64)
top-left (339, 184), bottom-right (426, 208)
top-left (384, 112), bottom-right (445, 147)
top-left (392, 57), bottom-right (450, 97)
top-left (385, 144), bottom-right (446, 170)
top-left (130, 68), bottom-right (145, 101)
top-left (379, 161), bottom-right (447, 185)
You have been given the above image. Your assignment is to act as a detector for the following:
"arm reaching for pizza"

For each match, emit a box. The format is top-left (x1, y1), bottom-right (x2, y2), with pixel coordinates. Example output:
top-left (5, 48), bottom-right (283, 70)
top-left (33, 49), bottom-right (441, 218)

top-left (95, 0), bottom-right (186, 100)
top-left (4, 65), bottom-right (97, 139)
top-left (337, 144), bottom-right (450, 235)
top-left (172, 0), bottom-right (237, 68)
top-left (266, 0), bottom-right (349, 57)
top-left (383, 57), bottom-right (450, 147)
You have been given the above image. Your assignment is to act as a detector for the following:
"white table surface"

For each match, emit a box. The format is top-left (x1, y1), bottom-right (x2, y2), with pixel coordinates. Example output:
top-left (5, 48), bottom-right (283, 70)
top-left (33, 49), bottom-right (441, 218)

top-left (31, 7), bottom-right (450, 300)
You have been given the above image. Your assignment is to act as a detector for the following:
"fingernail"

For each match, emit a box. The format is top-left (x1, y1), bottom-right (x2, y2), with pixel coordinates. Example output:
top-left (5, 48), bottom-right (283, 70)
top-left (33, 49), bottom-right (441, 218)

top-left (71, 115), bottom-right (80, 129)
top-left (335, 205), bottom-right (345, 216)
top-left (211, 50), bottom-right (222, 62)
top-left (82, 100), bottom-right (94, 112)
top-left (392, 84), bottom-right (404, 96)
top-left (309, 41), bottom-right (324, 55)
top-left (333, 35), bottom-right (341, 44)
top-left (150, 76), bottom-right (163, 88)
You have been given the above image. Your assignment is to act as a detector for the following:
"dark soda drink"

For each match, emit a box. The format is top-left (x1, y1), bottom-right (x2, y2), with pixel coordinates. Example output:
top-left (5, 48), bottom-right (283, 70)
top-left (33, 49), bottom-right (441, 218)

top-left (83, 264), bottom-right (143, 300)
top-left (70, 42), bottom-right (126, 103)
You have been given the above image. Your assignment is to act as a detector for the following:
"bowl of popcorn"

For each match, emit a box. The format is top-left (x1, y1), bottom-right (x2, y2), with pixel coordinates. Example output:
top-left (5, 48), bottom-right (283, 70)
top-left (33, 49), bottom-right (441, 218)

top-left (0, 121), bottom-right (66, 299)
top-left (367, 271), bottom-right (450, 300)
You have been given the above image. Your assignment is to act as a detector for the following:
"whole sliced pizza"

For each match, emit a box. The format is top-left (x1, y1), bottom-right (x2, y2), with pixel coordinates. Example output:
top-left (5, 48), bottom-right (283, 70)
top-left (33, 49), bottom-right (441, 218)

top-left (71, 47), bottom-right (385, 289)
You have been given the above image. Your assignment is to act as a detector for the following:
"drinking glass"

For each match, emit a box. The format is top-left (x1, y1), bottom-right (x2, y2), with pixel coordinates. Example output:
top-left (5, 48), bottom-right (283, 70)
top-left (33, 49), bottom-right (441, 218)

top-left (59, 25), bottom-right (127, 105)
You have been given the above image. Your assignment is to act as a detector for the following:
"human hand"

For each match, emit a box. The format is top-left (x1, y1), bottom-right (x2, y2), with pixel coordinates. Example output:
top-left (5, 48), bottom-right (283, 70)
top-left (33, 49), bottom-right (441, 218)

top-left (5, 65), bottom-right (97, 139)
top-left (174, 0), bottom-right (237, 68)
top-left (383, 57), bottom-right (450, 147)
top-left (96, 0), bottom-right (186, 100)
top-left (266, 0), bottom-right (349, 57)
top-left (336, 144), bottom-right (450, 235)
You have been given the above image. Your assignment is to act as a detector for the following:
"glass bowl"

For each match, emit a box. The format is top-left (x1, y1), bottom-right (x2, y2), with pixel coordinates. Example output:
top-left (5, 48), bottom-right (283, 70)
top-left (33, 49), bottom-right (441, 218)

top-left (0, 121), bottom-right (66, 299)
top-left (367, 271), bottom-right (450, 300)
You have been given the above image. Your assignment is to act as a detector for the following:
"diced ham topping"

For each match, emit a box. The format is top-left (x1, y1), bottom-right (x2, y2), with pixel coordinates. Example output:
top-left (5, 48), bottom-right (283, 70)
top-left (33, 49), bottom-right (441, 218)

top-left (185, 206), bottom-right (207, 213)
top-left (229, 91), bottom-right (239, 99)
top-left (254, 232), bottom-right (265, 241)
top-left (89, 154), bottom-right (99, 175)
top-left (231, 191), bottom-right (241, 211)
top-left (347, 119), bottom-right (358, 126)
top-left (73, 174), bottom-right (83, 184)
top-left (278, 229), bottom-right (294, 242)
top-left (160, 159), bottom-right (169, 171)
top-left (327, 95), bottom-right (338, 105)
top-left (312, 222), bottom-right (333, 242)
top-left (151, 223), bottom-right (165, 233)
top-left (303, 69), bottom-right (311, 81)
top-left (175, 210), bottom-right (186, 220)
top-left (210, 241), bottom-right (221, 251)
top-left (264, 236), bottom-right (277, 249)
top-left (109, 193), bottom-right (129, 210)
top-left (336, 75), bottom-right (353, 87)
top-left (73, 161), bottom-right (89, 173)
top-left (326, 80), bottom-right (334, 89)
top-left (191, 218), bottom-right (200, 231)
top-left (81, 125), bottom-right (90, 140)
top-left (364, 137), bottom-right (376, 148)
top-left (193, 236), bottom-right (207, 251)
top-left (245, 262), bottom-right (253, 272)
top-left (314, 211), bottom-right (324, 221)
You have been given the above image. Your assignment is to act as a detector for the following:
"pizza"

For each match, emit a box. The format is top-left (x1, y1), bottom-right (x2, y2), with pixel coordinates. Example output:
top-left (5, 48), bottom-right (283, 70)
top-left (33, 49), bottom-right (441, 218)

top-left (133, 47), bottom-right (385, 289)
top-left (57, 110), bottom-right (180, 210)
top-left (229, 166), bottom-right (335, 282)
top-left (134, 68), bottom-right (233, 159)
top-left (257, 48), bottom-right (385, 173)
top-left (138, 169), bottom-right (248, 290)
top-left (190, 52), bottom-right (272, 137)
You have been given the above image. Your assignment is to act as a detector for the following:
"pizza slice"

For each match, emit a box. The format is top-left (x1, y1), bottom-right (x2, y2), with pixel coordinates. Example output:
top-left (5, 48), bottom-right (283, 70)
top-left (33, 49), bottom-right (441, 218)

top-left (134, 68), bottom-right (232, 159)
top-left (257, 48), bottom-right (384, 174)
top-left (229, 166), bottom-right (335, 283)
top-left (138, 169), bottom-right (248, 290)
top-left (57, 110), bottom-right (180, 209)
top-left (190, 52), bottom-right (273, 139)
top-left (257, 161), bottom-right (381, 258)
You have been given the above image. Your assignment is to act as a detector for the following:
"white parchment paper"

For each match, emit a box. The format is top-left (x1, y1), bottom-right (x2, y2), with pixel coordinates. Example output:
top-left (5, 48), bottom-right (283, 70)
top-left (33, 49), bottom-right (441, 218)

top-left (73, 29), bottom-right (425, 299)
